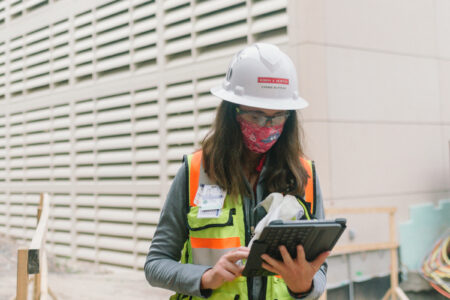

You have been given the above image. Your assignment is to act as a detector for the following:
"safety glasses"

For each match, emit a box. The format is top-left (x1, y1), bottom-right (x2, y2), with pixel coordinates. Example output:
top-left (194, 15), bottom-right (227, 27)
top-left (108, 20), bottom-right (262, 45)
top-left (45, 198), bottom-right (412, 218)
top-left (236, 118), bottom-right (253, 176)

top-left (236, 107), bottom-right (290, 127)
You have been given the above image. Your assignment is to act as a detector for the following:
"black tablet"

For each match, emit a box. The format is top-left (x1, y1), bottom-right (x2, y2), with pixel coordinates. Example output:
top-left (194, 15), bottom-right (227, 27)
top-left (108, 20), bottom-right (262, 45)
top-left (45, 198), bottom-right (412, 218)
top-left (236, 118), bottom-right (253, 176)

top-left (242, 218), bottom-right (346, 277)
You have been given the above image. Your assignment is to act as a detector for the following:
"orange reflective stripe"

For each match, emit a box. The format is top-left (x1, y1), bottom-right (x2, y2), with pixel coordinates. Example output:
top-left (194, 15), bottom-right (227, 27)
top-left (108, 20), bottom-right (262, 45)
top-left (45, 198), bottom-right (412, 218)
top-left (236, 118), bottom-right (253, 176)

top-left (190, 236), bottom-right (241, 249)
top-left (300, 158), bottom-right (314, 214)
top-left (189, 151), bottom-right (202, 207)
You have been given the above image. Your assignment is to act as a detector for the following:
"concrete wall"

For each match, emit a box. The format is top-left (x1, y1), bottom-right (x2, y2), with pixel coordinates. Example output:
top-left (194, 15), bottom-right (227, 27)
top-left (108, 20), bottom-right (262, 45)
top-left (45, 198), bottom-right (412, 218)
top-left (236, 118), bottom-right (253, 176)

top-left (290, 0), bottom-right (450, 287)
top-left (293, 0), bottom-right (449, 220)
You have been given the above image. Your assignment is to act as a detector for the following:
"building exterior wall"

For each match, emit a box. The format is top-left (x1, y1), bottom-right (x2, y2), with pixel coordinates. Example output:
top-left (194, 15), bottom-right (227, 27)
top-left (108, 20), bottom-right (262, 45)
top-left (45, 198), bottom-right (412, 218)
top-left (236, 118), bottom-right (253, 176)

top-left (0, 0), bottom-right (448, 283)
top-left (295, 0), bottom-right (449, 213)
top-left (0, 0), bottom-right (290, 270)
top-left (294, 0), bottom-right (450, 286)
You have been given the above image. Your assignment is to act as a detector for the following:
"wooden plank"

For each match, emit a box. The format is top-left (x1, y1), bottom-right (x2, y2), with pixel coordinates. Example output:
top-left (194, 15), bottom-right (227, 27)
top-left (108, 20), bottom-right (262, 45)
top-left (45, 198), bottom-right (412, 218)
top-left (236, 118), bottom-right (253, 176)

top-left (382, 288), bottom-right (392, 300)
top-left (16, 248), bottom-right (29, 300)
top-left (390, 249), bottom-right (398, 300)
top-left (34, 193), bottom-right (44, 299)
top-left (37, 193), bottom-right (43, 224)
top-left (28, 193), bottom-right (50, 274)
top-left (33, 273), bottom-right (41, 300)
top-left (395, 287), bottom-right (409, 300)
top-left (389, 212), bottom-right (399, 300)
top-left (40, 251), bottom-right (49, 300)
top-left (326, 207), bottom-right (397, 215)
top-left (330, 242), bottom-right (398, 256)
top-left (30, 193), bottom-right (50, 250)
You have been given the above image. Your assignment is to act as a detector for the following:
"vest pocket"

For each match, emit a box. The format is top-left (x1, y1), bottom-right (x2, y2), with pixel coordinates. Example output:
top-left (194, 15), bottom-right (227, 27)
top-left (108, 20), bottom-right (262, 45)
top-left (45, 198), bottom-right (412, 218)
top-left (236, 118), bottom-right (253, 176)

top-left (187, 207), bottom-right (236, 231)
top-left (187, 207), bottom-right (242, 266)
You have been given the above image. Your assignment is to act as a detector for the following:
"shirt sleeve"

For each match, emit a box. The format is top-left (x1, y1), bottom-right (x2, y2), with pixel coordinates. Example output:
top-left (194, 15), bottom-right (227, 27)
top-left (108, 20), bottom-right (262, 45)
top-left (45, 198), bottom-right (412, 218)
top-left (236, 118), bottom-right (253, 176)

top-left (289, 172), bottom-right (328, 300)
top-left (144, 161), bottom-right (211, 298)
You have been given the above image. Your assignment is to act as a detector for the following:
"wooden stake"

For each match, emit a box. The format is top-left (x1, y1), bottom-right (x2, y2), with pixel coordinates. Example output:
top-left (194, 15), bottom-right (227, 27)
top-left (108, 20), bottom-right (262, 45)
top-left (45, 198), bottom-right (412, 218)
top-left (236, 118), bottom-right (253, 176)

top-left (389, 211), bottom-right (398, 300)
top-left (16, 248), bottom-right (29, 300)
top-left (33, 273), bottom-right (41, 300)
top-left (33, 194), bottom-right (44, 300)
top-left (37, 193), bottom-right (43, 224)
top-left (40, 251), bottom-right (49, 300)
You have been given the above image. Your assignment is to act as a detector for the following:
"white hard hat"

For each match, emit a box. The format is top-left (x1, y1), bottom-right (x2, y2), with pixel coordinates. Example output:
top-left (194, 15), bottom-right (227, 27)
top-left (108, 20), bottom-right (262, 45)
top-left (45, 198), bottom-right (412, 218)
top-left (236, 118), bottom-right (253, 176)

top-left (210, 43), bottom-right (308, 110)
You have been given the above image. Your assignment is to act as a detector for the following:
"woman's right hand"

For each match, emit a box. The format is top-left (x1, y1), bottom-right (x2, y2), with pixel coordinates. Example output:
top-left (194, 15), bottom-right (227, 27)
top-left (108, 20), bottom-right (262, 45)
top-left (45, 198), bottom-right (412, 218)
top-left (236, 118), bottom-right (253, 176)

top-left (200, 247), bottom-right (250, 290)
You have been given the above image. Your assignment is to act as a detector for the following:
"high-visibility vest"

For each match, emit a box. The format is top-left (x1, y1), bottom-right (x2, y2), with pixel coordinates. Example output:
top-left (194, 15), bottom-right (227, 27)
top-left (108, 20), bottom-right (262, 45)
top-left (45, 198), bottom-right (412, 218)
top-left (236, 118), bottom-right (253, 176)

top-left (171, 150), bottom-right (316, 300)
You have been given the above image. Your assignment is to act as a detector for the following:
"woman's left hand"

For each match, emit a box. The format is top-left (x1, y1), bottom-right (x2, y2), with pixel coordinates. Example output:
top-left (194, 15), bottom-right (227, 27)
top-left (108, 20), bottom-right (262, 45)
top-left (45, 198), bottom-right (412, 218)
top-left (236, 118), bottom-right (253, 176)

top-left (261, 245), bottom-right (330, 294)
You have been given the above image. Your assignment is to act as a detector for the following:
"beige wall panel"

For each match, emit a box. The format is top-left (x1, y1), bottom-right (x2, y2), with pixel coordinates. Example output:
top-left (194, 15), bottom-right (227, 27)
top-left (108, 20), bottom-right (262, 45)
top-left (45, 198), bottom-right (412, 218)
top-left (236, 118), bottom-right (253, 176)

top-left (297, 44), bottom-right (329, 120)
top-left (440, 60), bottom-right (450, 123)
top-left (302, 121), bottom-right (331, 199)
top-left (444, 126), bottom-right (450, 192)
top-left (295, 0), bottom-right (327, 45)
top-left (326, 47), bottom-right (440, 122)
top-left (329, 123), bottom-right (446, 199)
top-left (322, 0), bottom-right (436, 56)
top-left (436, 0), bottom-right (450, 59)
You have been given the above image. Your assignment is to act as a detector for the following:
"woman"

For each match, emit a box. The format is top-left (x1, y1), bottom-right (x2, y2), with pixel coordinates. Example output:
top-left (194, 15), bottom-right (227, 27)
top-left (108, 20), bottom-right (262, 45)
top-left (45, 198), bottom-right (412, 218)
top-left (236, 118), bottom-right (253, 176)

top-left (145, 43), bottom-right (328, 299)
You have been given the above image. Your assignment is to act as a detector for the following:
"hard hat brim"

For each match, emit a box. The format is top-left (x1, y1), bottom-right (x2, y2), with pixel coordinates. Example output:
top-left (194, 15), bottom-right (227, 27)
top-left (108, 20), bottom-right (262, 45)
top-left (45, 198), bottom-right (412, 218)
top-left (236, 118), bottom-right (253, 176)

top-left (210, 85), bottom-right (309, 110)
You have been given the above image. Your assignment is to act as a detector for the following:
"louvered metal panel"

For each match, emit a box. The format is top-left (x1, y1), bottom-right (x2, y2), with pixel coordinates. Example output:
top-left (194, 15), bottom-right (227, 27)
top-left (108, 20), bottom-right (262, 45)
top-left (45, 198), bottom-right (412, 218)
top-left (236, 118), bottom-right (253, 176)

top-left (0, 0), bottom-right (289, 270)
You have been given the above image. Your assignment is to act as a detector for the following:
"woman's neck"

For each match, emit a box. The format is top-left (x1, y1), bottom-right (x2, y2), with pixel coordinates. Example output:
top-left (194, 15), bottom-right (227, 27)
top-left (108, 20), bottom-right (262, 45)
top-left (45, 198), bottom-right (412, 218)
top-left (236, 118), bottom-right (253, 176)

top-left (242, 148), bottom-right (263, 175)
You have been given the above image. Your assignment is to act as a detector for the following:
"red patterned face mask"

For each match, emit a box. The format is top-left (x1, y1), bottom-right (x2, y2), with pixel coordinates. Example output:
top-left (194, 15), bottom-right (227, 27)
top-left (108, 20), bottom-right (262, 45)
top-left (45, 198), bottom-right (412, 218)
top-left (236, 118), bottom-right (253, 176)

top-left (237, 116), bottom-right (284, 153)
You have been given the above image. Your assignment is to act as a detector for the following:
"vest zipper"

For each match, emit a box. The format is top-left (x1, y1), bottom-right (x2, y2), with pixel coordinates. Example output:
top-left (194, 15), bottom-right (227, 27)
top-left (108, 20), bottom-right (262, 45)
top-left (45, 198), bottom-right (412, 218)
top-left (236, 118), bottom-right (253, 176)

top-left (246, 191), bottom-right (257, 300)
top-left (243, 194), bottom-right (252, 300)
top-left (259, 277), bottom-right (267, 300)
top-left (246, 159), bottom-right (264, 300)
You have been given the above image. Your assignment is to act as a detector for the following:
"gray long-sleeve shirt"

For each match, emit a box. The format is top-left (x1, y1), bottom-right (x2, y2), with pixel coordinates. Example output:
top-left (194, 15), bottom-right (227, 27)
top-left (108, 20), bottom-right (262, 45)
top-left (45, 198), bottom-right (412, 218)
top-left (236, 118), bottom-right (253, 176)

top-left (145, 158), bottom-right (327, 299)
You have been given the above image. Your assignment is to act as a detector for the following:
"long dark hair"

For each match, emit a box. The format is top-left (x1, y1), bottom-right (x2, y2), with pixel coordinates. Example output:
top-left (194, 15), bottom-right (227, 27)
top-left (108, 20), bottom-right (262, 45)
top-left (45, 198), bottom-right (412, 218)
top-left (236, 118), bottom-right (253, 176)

top-left (201, 101), bottom-right (309, 199)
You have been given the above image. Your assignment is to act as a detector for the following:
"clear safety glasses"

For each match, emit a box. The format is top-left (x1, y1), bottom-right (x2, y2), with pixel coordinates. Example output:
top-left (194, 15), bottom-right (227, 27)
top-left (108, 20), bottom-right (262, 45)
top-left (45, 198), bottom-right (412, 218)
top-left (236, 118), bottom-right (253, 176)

top-left (236, 107), bottom-right (290, 127)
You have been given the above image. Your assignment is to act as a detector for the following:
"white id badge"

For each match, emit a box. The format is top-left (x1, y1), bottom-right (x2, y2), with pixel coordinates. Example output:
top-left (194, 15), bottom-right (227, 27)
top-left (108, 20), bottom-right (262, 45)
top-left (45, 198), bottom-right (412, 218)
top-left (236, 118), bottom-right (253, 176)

top-left (197, 208), bottom-right (221, 219)
top-left (193, 184), bottom-right (204, 206)
top-left (199, 184), bottom-right (226, 210)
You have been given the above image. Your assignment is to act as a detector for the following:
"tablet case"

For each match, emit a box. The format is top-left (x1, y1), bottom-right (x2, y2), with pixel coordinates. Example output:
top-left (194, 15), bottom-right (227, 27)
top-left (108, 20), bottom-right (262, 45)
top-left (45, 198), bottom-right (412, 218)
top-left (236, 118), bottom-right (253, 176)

top-left (242, 218), bottom-right (346, 277)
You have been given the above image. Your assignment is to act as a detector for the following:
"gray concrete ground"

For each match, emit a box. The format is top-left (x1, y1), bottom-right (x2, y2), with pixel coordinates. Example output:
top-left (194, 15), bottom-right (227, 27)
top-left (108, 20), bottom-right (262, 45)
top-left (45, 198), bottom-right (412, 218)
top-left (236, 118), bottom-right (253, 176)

top-left (0, 234), bottom-right (173, 300)
top-left (3, 234), bottom-right (444, 300)
top-left (1, 271), bottom-right (173, 300)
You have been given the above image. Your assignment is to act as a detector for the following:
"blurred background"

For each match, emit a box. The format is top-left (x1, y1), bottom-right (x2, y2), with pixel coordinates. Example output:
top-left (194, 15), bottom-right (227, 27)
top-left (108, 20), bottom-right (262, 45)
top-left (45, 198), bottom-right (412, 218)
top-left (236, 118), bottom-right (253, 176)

top-left (0, 0), bottom-right (449, 299)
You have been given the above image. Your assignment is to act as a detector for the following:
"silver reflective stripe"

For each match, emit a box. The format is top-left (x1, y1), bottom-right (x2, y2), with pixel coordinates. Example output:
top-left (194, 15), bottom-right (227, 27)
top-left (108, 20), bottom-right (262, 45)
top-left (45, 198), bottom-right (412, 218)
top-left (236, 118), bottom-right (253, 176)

top-left (192, 247), bottom-right (238, 266)
top-left (191, 158), bottom-right (237, 267)
top-left (192, 158), bottom-right (215, 202)
top-left (198, 160), bottom-right (213, 185)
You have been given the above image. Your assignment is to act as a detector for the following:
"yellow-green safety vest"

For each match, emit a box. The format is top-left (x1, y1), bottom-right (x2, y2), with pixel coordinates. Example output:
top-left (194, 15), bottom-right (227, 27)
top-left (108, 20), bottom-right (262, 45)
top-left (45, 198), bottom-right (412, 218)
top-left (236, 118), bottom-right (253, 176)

top-left (171, 150), bottom-right (316, 300)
